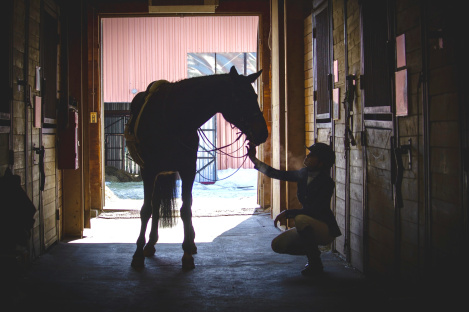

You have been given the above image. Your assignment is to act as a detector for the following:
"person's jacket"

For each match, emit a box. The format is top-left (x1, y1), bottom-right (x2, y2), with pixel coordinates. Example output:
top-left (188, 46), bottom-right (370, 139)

top-left (253, 162), bottom-right (341, 238)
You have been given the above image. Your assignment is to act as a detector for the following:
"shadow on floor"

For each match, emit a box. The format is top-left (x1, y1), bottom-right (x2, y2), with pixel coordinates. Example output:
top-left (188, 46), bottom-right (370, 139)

top-left (5, 213), bottom-right (460, 312)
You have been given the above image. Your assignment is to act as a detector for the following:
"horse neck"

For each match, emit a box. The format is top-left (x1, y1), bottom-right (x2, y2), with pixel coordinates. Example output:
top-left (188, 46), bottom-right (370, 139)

top-left (172, 75), bottom-right (231, 130)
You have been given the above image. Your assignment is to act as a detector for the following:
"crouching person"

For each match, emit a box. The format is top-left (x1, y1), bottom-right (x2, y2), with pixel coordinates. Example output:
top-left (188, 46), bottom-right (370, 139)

top-left (247, 142), bottom-right (341, 277)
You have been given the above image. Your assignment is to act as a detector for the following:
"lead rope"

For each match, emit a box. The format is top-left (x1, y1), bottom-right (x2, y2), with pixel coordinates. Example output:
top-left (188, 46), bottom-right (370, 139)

top-left (195, 129), bottom-right (251, 182)
top-left (197, 149), bottom-right (250, 182)
top-left (197, 128), bottom-right (246, 157)
top-left (197, 156), bottom-right (249, 182)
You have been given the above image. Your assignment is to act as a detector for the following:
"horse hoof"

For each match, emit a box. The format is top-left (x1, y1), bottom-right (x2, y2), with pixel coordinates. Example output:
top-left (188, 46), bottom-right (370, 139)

top-left (182, 254), bottom-right (195, 271)
top-left (143, 244), bottom-right (156, 257)
top-left (131, 255), bottom-right (144, 269)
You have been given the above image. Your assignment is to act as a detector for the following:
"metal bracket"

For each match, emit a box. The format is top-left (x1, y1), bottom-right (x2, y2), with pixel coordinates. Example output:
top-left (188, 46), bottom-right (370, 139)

top-left (344, 75), bottom-right (357, 150)
top-left (17, 78), bottom-right (26, 91)
top-left (399, 138), bottom-right (412, 170)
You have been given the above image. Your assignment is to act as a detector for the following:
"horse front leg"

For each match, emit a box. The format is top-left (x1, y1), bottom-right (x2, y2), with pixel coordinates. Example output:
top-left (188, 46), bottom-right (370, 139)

top-left (180, 172), bottom-right (197, 271)
top-left (131, 170), bottom-right (155, 269)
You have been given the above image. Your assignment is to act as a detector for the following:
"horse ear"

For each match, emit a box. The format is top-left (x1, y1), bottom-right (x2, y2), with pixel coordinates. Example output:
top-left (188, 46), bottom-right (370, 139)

top-left (246, 69), bottom-right (263, 83)
top-left (229, 66), bottom-right (239, 77)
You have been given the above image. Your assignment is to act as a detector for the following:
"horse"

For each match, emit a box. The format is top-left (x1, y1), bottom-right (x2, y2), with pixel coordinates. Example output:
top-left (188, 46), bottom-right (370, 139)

top-left (125, 66), bottom-right (268, 270)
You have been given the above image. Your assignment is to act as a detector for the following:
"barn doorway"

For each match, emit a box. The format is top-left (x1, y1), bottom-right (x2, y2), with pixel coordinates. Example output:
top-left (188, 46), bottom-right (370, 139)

top-left (100, 16), bottom-right (262, 218)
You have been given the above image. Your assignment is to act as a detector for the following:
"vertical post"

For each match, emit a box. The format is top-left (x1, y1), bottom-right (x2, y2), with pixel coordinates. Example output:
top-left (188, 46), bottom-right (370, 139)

top-left (270, 0), bottom-right (286, 222)
top-left (343, 0), bottom-right (351, 263)
top-left (420, 2), bottom-right (432, 276)
top-left (285, 0), bottom-right (306, 224)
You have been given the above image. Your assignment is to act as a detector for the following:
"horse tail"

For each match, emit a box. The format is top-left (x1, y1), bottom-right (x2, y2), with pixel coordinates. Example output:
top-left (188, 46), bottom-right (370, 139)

top-left (154, 172), bottom-right (178, 228)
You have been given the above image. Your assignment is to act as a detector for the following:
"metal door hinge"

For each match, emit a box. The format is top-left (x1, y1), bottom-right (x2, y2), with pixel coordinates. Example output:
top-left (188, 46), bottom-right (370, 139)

top-left (9, 150), bottom-right (14, 165)
top-left (360, 131), bottom-right (366, 147)
top-left (359, 75), bottom-right (365, 89)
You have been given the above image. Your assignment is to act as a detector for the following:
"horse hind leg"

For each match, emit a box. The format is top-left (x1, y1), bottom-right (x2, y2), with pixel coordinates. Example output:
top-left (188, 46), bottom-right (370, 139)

top-left (131, 202), bottom-right (151, 268)
top-left (181, 206), bottom-right (197, 271)
top-left (143, 172), bottom-right (178, 259)
top-left (131, 171), bottom-right (155, 269)
top-left (143, 192), bottom-right (161, 257)
top-left (179, 171), bottom-right (197, 271)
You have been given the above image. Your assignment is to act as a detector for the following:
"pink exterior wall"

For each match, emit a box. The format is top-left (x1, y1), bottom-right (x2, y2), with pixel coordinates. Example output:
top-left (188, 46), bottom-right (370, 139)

top-left (102, 16), bottom-right (258, 102)
top-left (102, 16), bottom-right (259, 169)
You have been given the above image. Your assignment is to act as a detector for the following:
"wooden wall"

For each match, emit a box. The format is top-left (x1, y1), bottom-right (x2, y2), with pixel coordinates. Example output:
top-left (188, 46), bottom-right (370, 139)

top-left (330, 0), bottom-right (364, 271)
top-left (304, 15), bottom-right (314, 148)
top-left (328, 0), bottom-right (467, 281)
top-left (423, 0), bottom-right (465, 278)
top-left (8, 0), bottom-right (62, 258)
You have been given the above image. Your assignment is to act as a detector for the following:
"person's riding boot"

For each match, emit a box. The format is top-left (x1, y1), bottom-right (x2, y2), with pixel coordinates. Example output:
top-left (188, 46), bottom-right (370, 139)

top-left (297, 226), bottom-right (324, 277)
top-left (301, 246), bottom-right (323, 277)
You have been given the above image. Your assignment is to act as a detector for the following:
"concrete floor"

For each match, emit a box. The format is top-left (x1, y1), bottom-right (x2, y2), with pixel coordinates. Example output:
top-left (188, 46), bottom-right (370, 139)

top-left (6, 211), bottom-right (460, 312)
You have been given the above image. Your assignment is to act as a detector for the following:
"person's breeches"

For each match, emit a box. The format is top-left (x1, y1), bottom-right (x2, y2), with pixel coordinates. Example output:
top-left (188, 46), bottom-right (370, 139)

top-left (294, 214), bottom-right (333, 246)
top-left (271, 227), bottom-right (305, 255)
top-left (271, 214), bottom-right (334, 255)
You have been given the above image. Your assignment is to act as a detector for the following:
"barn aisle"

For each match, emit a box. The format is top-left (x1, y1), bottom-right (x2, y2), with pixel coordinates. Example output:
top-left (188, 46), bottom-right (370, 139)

top-left (7, 212), bottom-right (441, 312)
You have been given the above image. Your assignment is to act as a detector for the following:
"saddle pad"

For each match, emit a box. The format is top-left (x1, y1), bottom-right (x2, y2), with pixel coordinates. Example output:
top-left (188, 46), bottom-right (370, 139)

top-left (125, 80), bottom-right (169, 168)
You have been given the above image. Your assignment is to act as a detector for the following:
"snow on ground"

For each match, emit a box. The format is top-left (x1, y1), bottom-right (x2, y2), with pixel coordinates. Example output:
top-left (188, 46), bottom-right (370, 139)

top-left (103, 168), bottom-right (265, 217)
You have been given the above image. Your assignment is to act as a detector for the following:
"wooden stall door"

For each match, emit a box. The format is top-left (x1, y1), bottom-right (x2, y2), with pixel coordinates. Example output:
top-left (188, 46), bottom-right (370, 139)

top-left (364, 128), bottom-right (394, 273)
top-left (41, 7), bottom-right (60, 248)
top-left (360, 0), bottom-right (396, 276)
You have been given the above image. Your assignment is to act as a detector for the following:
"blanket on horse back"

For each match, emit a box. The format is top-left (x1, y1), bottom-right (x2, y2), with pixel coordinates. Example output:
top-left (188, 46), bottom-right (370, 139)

top-left (124, 80), bottom-right (169, 168)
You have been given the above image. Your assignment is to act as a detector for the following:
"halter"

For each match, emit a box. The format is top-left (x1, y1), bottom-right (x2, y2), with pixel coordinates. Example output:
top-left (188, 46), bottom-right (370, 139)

top-left (222, 76), bottom-right (264, 145)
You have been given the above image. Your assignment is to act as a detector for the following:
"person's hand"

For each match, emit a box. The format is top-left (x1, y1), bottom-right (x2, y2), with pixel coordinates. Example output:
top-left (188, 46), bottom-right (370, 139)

top-left (274, 210), bottom-right (287, 228)
top-left (246, 142), bottom-right (257, 161)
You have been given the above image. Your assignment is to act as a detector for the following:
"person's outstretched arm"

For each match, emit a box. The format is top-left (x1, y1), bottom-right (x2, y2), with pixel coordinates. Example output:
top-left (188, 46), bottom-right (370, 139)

top-left (246, 142), bottom-right (301, 182)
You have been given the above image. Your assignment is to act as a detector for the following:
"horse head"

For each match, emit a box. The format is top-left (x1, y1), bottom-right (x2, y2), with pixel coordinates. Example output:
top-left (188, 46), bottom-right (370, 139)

top-left (222, 66), bottom-right (268, 146)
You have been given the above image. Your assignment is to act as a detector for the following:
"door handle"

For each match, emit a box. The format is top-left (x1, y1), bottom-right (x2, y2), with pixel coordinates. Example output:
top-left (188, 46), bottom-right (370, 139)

top-left (33, 146), bottom-right (45, 191)
top-left (392, 138), bottom-right (412, 209)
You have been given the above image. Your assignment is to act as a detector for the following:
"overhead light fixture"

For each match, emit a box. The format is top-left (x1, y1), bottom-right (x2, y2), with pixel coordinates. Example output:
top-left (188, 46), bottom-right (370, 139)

top-left (148, 0), bottom-right (218, 14)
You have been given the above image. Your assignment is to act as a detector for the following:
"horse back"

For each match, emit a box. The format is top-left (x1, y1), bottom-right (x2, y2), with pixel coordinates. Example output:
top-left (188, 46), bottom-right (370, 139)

top-left (130, 91), bottom-right (147, 116)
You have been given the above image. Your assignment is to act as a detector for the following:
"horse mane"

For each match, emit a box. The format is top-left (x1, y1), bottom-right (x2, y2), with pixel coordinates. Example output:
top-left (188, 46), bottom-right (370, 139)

top-left (178, 72), bottom-right (229, 83)
top-left (170, 73), bottom-right (231, 94)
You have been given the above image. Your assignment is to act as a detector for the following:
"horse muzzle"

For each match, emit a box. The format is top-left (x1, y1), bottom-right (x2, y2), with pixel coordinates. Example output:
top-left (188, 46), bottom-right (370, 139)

top-left (245, 114), bottom-right (268, 146)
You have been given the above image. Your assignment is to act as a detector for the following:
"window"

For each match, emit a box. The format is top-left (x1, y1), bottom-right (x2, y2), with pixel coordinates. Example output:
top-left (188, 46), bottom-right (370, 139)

top-left (314, 6), bottom-right (331, 121)
top-left (361, 0), bottom-right (394, 127)
top-left (42, 10), bottom-right (59, 126)
top-left (188, 52), bottom-right (257, 85)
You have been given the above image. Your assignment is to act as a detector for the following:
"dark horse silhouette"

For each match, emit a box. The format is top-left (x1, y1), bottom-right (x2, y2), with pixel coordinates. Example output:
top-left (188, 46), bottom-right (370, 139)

top-left (125, 66), bottom-right (268, 270)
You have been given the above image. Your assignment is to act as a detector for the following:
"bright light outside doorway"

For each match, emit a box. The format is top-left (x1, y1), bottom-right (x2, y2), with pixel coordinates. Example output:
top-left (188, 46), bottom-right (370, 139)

top-left (97, 16), bottom-right (263, 241)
